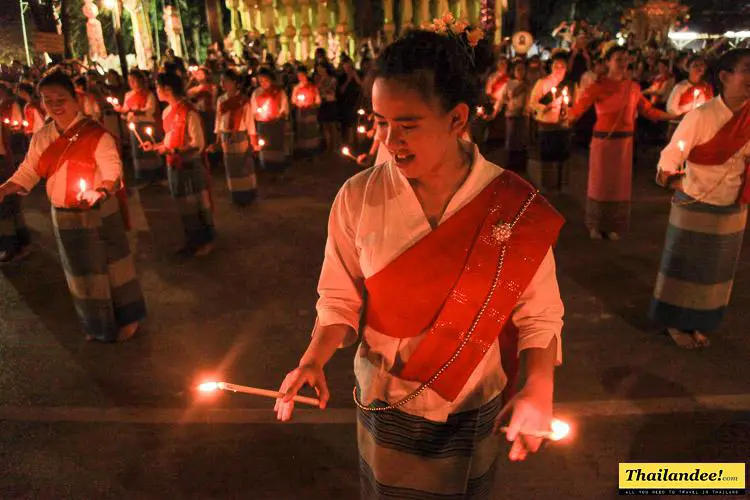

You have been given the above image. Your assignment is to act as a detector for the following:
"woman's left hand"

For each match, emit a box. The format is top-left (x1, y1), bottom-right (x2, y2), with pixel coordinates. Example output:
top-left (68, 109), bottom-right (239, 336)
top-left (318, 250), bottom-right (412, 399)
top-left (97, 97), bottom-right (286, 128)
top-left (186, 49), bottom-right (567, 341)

top-left (495, 384), bottom-right (553, 461)
top-left (76, 189), bottom-right (104, 208)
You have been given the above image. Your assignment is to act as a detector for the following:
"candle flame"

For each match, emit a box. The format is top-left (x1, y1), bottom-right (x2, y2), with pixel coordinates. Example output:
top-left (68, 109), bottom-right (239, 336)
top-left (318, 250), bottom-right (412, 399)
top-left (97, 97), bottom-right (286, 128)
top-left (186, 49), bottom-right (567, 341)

top-left (145, 126), bottom-right (153, 136)
top-left (677, 140), bottom-right (686, 152)
top-left (297, 94), bottom-right (306, 101)
top-left (12, 120), bottom-right (18, 126)
top-left (551, 87), bottom-right (557, 95)
top-left (197, 382), bottom-right (221, 392)
top-left (258, 138), bottom-right (266, 147)
top-left (357, 125), bottom-right (366, 134)
top-left (563, 95), bottom-right (570, 105)
top-left (693, 89), bottom-right (700, 97)
top-left (3, 118), bottom-right (9, 124)
top-left (476, 106), bottom-right (485, 115)
top-left (106, 97), bottom-right (113, 104)
top-left (357, 108), bottom-right (366, 116)
top-left (548, 418), bottom-right (570, 441)
top-left (562, 87), bottom-right (568, 96)
top-left (22, 120), bottom-right (29, 128)
top-left (128, 122), bottom-right (136, 131)
top-left (79, 179), bottom-right (87, 193)
top-left (341, 146), bottom-right (351, 157)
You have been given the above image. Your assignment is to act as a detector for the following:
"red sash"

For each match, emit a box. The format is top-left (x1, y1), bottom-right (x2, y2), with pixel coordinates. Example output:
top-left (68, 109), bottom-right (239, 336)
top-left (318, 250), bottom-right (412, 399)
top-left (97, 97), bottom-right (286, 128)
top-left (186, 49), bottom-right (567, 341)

top-left (490, 74), bottom-right (510, 97)
top-left (162, 100), bottom-right (214, 210)
top-left (217, 93), bottom-right (247, 130)
top-left (124, 89), bottom-right (149, 111)
top-left (23, 102), bottom-right (44, 134)
top-left (293, 84), bottom-right (318, 109)
top-left (678, 82), bottom-right (714, 107)
top-left (36, 119), bottom-right (131, 228)
top-left (364, 172), bottom-right (564, 402)
top-left (254, 87), bottom-right (284, 122)
top-left (688, 100), bottom-right (750, 203)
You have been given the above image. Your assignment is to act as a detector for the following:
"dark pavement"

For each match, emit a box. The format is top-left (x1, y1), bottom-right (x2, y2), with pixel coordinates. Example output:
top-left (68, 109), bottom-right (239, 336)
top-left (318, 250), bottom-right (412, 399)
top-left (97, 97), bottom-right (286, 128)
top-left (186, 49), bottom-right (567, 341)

top-left (1, 144), bottom-right (748, 499)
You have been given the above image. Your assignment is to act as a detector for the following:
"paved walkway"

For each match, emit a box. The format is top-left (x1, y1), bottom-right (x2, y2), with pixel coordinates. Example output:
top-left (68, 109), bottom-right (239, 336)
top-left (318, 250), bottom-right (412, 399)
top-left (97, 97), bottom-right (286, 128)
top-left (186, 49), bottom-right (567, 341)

top-left (1, 147), bottom-right (748, 499)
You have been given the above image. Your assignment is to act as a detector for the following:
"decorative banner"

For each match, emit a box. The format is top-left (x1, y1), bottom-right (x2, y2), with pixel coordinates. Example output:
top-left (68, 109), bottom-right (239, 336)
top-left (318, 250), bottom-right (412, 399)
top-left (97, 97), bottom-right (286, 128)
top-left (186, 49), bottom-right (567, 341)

top-left (512, 31), bottom-right (534, 54)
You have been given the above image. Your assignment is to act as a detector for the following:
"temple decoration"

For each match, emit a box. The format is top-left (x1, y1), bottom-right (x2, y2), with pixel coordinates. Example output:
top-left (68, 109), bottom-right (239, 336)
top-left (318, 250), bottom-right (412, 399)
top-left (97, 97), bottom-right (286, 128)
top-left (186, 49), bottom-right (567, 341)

top-left (280, 0), bottom-right (297, 63)
top-left (316, 1), bottom-right (330, 52)
top-left (622, 0), bottom-right (690, 47)
top-left (383, 0), bottom-right (395, 42)
top-left (262, 0), bottom-right (278, 56)
top-left (163, 5), bottom-right (184, 57)
top-left (123, 0), bottom-right (155, 69)
top-left (225, 0), bottom-right (246, 56)
top-left (401, 0), bottom-right (414, 32)
top-left (335, 0), bottom-right (351, 58)
top-left (83, 0), bottom-right (107, 60)
top-left (418, 0), bottom-right (431, 28)
top-left (298, 0), bottom-right (313, 62)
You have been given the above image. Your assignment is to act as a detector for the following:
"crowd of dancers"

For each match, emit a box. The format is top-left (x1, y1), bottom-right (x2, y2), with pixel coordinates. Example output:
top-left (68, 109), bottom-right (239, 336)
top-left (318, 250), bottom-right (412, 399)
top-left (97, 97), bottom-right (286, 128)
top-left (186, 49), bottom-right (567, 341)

top-left (0, 13), bottom-right (748, 499)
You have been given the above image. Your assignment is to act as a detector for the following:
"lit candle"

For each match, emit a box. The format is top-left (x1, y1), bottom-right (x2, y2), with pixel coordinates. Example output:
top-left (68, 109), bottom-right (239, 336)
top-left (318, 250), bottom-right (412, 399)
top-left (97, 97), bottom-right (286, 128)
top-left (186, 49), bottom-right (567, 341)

top-left (3, 118), bottom-right (9, 125)
top-left (692, 88), bottom-right (701, 110)
top-left (357, 108), bottom-right (366, 116)
top-left (678, 140), bottom-right (686, 153)
top-left (551, 86), bottom-right (557, 99)
top-left (341, 146), bottom-right (356, 160)
top-left (112, 98), bottom-right (119, 107)
top-left (79, 178), bottom-right (87, 194)
top-left (357, 125), bottom-right (366, 134)
top-left (12, 120), bottom-right (18, 127)
top-left (22, 120), bottom-right (29, 128)
top-left (258, 138), bottom-right (266, 148)
top-left (476, 106), bottom-right (485, 116)
top-left (197, 381), bottom-right (321, 406)
top-left (145, 126), bottom-right (154, 140)
top-left (563, 95), bottom-right (570, 106)
top-left (128, 122), bottom-right (145, 146)
top-left (561, 87), bottom-right (568, 97)
top-left (297, 94), bottom-right (306, 103)
top-left (499, 418), bottom-right (571, 441)
top-left (106, 96), bottom-right (113, 104)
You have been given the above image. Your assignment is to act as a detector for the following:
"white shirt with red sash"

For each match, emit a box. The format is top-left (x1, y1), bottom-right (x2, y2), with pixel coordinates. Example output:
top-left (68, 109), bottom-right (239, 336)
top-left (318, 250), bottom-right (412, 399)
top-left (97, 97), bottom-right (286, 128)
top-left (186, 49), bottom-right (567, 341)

top-left (315, 144), bottom-right (564, 422)
top-left (8, 114), bottom-right (122, 208)
top-left (658, 97), bottom-right (750, 206)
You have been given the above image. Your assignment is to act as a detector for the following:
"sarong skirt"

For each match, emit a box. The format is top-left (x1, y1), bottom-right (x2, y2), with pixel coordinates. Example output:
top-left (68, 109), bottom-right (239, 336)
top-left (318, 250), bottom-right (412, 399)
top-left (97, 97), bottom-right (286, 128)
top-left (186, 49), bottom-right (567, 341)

top-left (221, 131), bottom-right (257, 206)
top-left (0, 194), bottom-right (30, 254)
top-left (295, 107), bottom-right (322, 156)
top-left (256, 119), bottom-right (291, 173)
top-left (51, 196), bottom-right (147, 341)
top-left (130, 121), bottom-right (165, 183)
top-left (167, 156), bottom-right (215, 249)
top-left (649, 192), bottom-right (747, 332)
top-left (358, 394), bottom-right (502, 499)
top-left (585, 132), bottom-right (634, 233)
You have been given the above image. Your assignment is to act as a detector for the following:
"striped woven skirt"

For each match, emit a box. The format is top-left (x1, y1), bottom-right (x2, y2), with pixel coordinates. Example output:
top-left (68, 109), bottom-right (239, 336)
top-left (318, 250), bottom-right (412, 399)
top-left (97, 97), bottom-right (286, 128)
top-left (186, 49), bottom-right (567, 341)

top-left (649, 192), bottom-right (747, 333)
top-left (586, 132), bottom-right (634, 233)
top-left (0, 161), bottom-right (31, 255)
top-left (130, 121), bottom-right (164, 183)
top-left (256, 119), bottom-right (291, 173)
top-left (0, 194), bottom-right (30, 255)
top-left (295, 107), bottom-right (322, 156)
top-left (531, 124), bottom-right (571, 191)
top-left (167, 155), bottom-right (215, 250)
top-left (358, 394), bottom-right (502, 499)
top-left (221, 131), bottom-right (257, 206)
top-left (51, 196), bottom-right (147, 342)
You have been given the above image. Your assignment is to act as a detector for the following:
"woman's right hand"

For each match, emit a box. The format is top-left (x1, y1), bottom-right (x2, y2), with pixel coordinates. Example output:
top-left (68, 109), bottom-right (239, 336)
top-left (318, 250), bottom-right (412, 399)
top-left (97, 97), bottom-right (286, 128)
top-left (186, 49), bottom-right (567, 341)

top-left (274, 364), bottom-right (330, 422)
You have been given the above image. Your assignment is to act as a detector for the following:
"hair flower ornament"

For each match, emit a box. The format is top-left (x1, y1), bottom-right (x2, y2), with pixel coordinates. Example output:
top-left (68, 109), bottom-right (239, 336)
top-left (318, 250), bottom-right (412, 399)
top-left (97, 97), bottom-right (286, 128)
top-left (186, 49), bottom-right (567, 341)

top-left (428, 11), bottom-right (485, 49)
